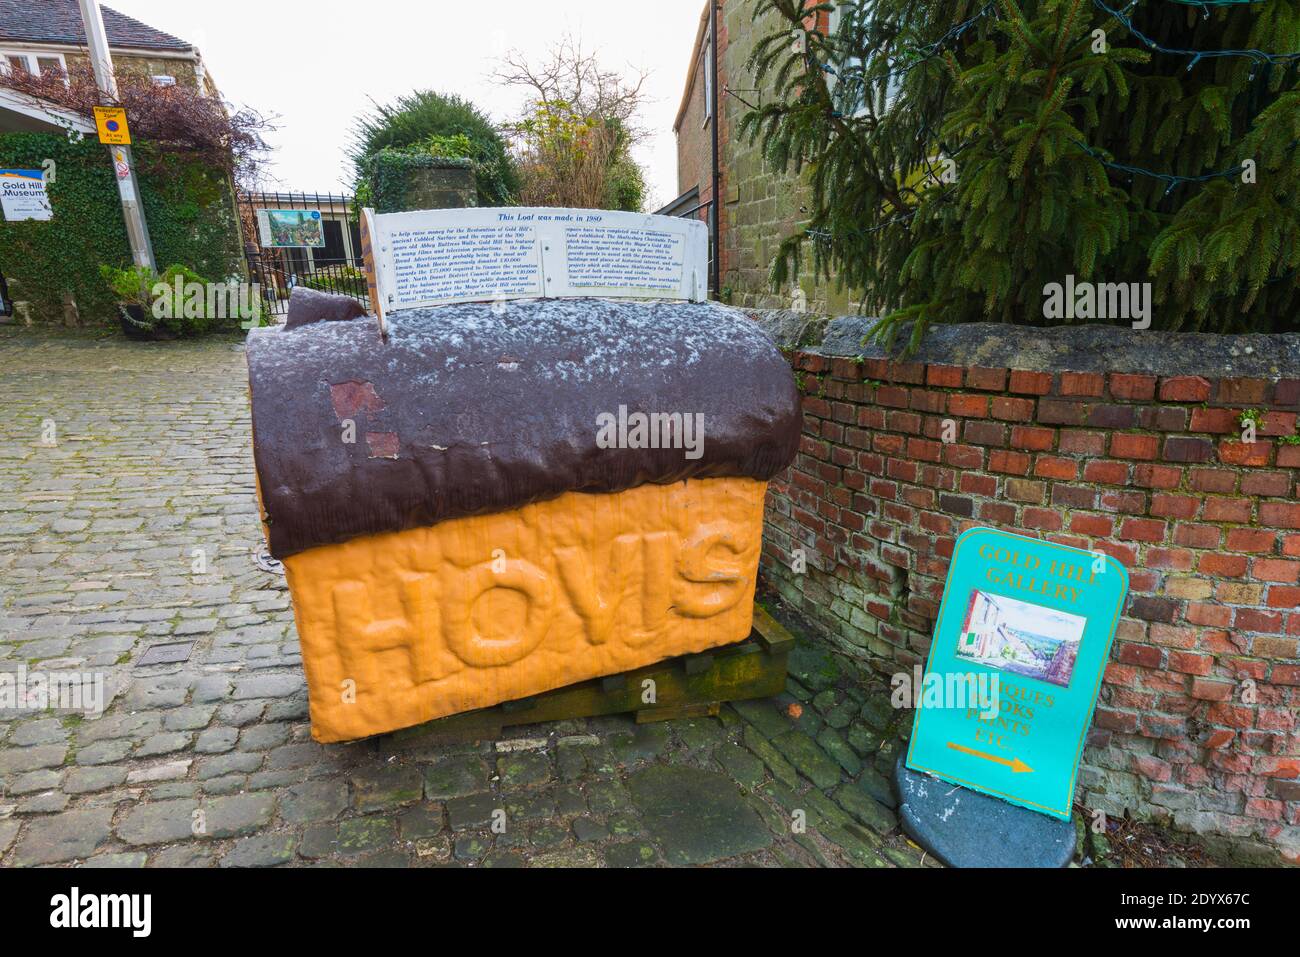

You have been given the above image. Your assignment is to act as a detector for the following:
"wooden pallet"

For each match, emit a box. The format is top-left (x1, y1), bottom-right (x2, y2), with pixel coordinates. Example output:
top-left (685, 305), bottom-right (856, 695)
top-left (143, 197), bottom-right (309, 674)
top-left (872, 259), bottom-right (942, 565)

top-left (376, 604), bottom-right (795, 748)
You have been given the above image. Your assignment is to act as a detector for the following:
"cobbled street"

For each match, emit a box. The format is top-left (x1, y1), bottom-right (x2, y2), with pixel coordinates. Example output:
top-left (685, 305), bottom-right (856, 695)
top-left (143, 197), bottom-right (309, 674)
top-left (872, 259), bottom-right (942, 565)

top-left (0, 329), bottom-right (926, 868)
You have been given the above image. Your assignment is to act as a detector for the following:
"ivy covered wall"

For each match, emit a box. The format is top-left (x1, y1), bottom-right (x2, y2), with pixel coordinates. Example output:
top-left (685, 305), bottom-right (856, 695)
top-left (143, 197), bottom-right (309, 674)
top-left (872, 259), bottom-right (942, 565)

top-left (0, 132), bottom-right (242, 325)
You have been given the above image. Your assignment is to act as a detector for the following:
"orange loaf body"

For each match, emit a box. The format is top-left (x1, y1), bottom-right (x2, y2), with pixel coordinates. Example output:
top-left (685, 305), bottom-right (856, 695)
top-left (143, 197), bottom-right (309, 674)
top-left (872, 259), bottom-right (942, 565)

top-left (280, 477), bottom-right (767, 742)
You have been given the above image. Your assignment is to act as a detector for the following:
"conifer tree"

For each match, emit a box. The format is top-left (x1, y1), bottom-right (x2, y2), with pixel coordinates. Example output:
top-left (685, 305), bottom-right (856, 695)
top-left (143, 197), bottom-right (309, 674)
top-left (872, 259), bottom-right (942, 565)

top-left (743, 0), bottom-right (1300, 350)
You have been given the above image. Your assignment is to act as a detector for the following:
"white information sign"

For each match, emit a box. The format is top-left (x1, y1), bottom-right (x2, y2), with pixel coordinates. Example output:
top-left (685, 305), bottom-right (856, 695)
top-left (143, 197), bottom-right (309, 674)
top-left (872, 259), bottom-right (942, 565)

top-left (0, 169), bottom-right (53, 222)
top-left (364, 207), bottom-right (709, 325)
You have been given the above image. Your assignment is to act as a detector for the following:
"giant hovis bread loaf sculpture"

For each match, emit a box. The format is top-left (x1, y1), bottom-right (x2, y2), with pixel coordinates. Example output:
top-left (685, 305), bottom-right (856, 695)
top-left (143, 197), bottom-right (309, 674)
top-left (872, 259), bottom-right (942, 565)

top-left (246, 208), bottom-right (800, 742)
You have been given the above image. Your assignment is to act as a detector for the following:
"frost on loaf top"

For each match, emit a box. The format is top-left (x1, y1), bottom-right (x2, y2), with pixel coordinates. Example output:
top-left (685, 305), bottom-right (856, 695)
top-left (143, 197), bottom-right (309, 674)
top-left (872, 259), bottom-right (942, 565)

top-left (245, 297), bottom-right (801, 559)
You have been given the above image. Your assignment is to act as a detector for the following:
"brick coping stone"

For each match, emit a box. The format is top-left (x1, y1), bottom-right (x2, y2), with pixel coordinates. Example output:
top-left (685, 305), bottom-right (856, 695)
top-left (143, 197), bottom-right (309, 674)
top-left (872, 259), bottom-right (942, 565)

top-left (749, 310), bottom-right (1300, 379)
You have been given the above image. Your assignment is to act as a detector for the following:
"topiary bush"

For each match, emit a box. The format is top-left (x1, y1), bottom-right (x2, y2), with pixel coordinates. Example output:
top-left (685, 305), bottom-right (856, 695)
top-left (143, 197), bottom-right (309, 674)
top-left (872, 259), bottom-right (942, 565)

top-left (347, 91), bottom-right (519, 208)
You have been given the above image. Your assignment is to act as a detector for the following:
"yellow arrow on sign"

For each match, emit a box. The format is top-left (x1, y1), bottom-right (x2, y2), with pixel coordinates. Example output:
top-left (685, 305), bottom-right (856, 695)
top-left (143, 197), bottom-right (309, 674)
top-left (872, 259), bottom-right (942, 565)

top-left (947, 742), bottom-right (1034, 773)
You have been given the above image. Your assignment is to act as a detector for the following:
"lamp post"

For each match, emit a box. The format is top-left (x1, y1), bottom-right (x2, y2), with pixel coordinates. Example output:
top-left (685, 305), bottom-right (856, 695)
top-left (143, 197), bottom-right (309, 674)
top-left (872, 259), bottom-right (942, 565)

top-left (77, 0), bottom-right (155, 270)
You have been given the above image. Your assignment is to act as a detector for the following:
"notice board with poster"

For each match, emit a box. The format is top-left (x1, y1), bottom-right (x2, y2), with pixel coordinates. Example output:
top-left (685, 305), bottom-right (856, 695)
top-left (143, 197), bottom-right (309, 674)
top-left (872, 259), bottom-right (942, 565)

top-left (905, 527), bottom-right (1129, 820)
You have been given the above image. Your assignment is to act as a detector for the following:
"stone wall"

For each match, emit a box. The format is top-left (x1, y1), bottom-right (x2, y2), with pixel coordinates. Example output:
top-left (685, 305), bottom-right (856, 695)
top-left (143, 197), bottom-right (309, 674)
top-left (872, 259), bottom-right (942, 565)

top-left (60, 50), bottom-right (210, 93)
top-left (751, 312), bottom-right (1300, 864)
top-left (369, 154), bottom-right (475, 214)
top-left (674, 0), bottom-right (846, 310)
top-left (716, 1), bottom-right (857, 314)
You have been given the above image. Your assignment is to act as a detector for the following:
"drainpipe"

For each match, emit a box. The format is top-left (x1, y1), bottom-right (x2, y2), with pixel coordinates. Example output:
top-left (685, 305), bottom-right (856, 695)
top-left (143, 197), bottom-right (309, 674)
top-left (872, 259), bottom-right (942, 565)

top-left (709, 0), bottom-right (721, 300)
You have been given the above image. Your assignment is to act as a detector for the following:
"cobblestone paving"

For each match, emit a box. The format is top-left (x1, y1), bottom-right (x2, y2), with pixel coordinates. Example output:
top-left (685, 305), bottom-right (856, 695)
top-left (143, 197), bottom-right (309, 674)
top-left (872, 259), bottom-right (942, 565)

top-left (0, 330), bottom-right (930, 868)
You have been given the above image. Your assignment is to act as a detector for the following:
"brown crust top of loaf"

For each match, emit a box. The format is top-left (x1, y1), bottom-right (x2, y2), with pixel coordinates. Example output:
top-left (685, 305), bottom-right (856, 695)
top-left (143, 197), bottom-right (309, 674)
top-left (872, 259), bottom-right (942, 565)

top-left (283, 287), bottom-right (368, 329)
top-left (245, 298), bottom-right (801, 559)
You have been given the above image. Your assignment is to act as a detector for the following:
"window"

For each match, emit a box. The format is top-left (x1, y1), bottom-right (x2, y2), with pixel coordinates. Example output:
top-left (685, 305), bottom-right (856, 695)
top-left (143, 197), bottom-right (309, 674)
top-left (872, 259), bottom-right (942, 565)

top-left (824, 3), bottom-right (899, 118)
top-left (702, 26), bottom-right (714, 127)
top-left (0, 51), bottom-right (67, 80)
top-left (315, 219), bottom-right (348, 268)
top-left (826, 2), bottom-right (842, 35)
top-left (825, 4), bottom-right (863, 117)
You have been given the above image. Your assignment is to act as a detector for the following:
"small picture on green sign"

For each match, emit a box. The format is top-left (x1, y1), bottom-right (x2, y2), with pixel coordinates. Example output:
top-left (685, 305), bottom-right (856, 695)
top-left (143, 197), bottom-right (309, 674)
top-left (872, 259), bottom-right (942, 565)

top-left (955, 589), bottom-right (1084, 689)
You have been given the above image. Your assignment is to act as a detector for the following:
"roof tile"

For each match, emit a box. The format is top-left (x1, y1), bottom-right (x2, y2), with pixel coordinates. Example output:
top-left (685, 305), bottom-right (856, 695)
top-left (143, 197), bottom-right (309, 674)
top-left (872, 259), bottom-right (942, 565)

top-left (0, 0), bottom-right (192, 52)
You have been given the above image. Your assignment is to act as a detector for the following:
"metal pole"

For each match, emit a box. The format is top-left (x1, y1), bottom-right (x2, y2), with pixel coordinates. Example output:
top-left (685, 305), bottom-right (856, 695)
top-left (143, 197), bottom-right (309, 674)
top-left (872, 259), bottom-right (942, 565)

top-left (709, 1), bottom-right (722, 300)
top-left (77, 0), bottom-right (155, 270)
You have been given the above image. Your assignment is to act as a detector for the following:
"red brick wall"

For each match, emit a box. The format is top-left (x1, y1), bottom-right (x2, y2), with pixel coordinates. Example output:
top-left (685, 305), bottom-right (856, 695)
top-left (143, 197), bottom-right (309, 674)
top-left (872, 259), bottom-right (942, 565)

top-left (760, 348), bottom-right (1300, 861)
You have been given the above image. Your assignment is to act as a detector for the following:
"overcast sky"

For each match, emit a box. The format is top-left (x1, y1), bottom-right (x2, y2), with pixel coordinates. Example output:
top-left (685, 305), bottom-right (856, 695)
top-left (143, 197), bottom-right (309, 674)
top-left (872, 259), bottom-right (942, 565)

top-left (106, 0), bottom-right (705, 210)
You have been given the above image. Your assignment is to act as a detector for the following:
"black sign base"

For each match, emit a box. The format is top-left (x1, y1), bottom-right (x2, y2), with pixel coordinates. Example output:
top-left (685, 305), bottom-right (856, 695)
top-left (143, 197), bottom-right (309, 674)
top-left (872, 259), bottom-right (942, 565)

top-left (895, 756), bottom-right (1076, 868)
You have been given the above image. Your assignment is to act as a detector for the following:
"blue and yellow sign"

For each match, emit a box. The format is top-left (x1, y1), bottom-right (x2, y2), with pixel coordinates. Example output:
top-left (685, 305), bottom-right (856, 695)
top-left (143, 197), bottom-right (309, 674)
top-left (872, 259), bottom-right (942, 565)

top-left (906, 527), bottom-right (1128, 820)
top-left (93, 106), bottom-right (131, 145)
